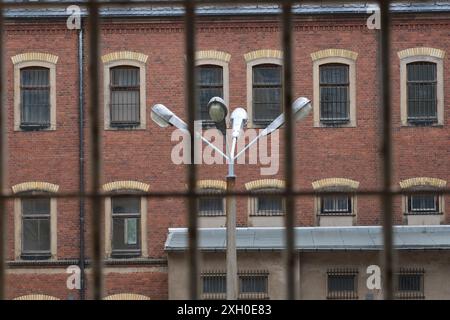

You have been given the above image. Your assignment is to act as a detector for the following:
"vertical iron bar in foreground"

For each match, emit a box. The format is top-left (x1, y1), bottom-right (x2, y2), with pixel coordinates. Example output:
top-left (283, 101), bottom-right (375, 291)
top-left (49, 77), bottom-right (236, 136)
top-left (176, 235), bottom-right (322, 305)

top-left (87, 0), bottom-right (103, 300)
top-left (185, 0), bottom-right (199, 300)
top-left (0, 0), bottom-right (6, 300)
top-left (379, 0), bottom-right (394, 300)
top-left (282, 1), bottom-right (296, 300)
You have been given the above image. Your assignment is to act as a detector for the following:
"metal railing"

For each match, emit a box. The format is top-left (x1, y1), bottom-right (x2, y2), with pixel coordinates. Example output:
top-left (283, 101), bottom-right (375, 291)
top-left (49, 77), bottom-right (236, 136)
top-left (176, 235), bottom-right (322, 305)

top-left (0, 0), bottom-right (447, 301)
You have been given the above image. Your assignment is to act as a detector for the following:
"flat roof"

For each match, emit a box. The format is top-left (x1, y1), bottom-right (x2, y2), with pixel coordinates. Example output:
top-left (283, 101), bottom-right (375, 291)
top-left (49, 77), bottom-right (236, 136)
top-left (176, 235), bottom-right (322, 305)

top-left (3, 2), bottom-right (450, 19)
top-left (165, 225), bottom-right (450, 252)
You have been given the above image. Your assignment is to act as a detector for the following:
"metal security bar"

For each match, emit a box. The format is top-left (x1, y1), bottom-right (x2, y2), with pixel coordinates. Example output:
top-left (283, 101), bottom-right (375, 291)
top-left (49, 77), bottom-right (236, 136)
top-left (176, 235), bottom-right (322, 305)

top-left (395, 268), bottom-right (425, 300)
top-left (0, 0), bottom-right (448, 301)
top-left (327, 268), bottom-right (359, 300)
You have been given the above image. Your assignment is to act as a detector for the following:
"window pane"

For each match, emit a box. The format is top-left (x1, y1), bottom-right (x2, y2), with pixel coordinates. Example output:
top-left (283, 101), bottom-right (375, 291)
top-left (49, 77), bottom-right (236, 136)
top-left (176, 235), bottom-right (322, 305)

top-left (398, 275), bottom-right (421, 292)
top-left (196, 66), bottom-right (223, 122)
top-left (257, 196), bottom-right (283, 212)
top-left (240, 276), bottom-right (267, 293)
top-left (22, 198), bottom-right (50, 216)
top-left (328, 275), bottom-right (355, 292)
top-left (112, 197), bottom-right (140, 214)
top-left (322, 195), bottom-right (351, 214)
top-left (253, 65), bottom-right (282, 124)
top-left (110, 67), bottom-right (140, 125)
top-left (23, 218), bottom-right (50, 252)
top-left (125, 218), bottom-right (138, 245)
top-left (407, 62), bottom-right (437, 122)
top-left (20, 68), bottom-right (50, 126)
top-left (111, 67), bottom-right (139, 86)
top-left (319, 64), bottom-right (349, 122)
top-left (410, 195), bottom-right (437, 212)
top-left (203, 276), bottom-right (226, 294)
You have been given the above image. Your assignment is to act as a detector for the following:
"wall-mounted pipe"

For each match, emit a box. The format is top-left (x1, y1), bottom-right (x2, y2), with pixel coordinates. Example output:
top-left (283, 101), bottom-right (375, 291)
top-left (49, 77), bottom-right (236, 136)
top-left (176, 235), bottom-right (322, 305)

top-left (78, 23), bottom-right (86, 300)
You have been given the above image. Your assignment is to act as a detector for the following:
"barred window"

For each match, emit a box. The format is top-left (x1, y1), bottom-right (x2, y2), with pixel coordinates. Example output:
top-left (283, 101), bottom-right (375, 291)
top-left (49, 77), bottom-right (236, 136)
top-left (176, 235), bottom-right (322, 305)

top-left (20, 67), bottom-right (51, 129)
top-left (201, 272), bottom-right (226, 300)
top-left (110, 66), bottom-right (140, 127)
top-left (250, 188), bottom-right (284, 216)
top-left (319, 63), bottom-right (350, 124)
top-left (407, 194), bottom-right (439, 215)
top-left (407, 62), bottom-right (437, 124)
top-left (327, 268), bottom-right (358, 300)
top-left (320, 195), bottom-right (352, 215)
top-left (22, 197), bottom-right (51, 259)
top-left (198, 188), bottom-right (224, 217)
top-left (197, 65), bottom-right (223, 126)
top-left (252, 64), bottom-right (282, 125)
top-left (239, 272), bottom-right (269, 300)
top-left (111, 196), bottom-right (141, 257)
top-left (396, 268), bottom-right (425, 299)
top-left (201, 271), bottom-right (269, 300)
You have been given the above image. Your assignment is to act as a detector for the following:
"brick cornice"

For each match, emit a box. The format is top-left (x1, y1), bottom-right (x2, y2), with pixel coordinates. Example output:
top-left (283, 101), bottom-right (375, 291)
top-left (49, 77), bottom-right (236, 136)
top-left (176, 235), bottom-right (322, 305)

top-left (245, 179), bottom-right (285, 191)
top-left (399, 177), bottom-right (447, 189)
top-left (397, 47), bottom-right (445, 60)
top-left (11, 52), bottom-right (58, 65)
top-left (312, 178), bottom-right (359, 190)
top-left (12, 182), bottom-right (59, 194)
top-left (102, 180), bottom-right (150, 192)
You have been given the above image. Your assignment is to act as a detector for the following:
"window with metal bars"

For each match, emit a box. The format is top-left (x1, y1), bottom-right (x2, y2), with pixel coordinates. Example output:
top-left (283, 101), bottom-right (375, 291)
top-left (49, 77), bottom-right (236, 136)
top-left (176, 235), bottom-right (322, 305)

top-left (20, 67), bottom-right (51, 129)
top-left (320, 195), bottom-right (353, 216)
top-left (196, 65), bottom-right (223, 127)
top-left (21, 196), bottom-right (51, 260)
top-left (252, 64), bottom-right (282, 125)
top-left (250, 188), bottom-right (284, 216)
top-left (407, 62), bottom-right (437, 124)
top-left (319, 63), bottom-right (350, 124)
top-left (198, 188), bottom-right (224, 217)
top-left (201, 271), bottom-right (269, 300)
top-left (111, 196), bottom-right (141, 258)
top-left (406, 194), bottom-right (440, 215)
top-left (396, 268), bottom-right (425, 299)
top-left (110, 66), bottom-right (141, 127)
top-left (327, 268), bottom-right (358, 300)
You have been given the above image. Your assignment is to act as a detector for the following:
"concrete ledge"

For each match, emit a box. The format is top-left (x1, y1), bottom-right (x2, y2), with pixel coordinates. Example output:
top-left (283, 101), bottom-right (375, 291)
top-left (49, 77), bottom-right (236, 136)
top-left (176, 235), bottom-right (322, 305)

top-left (199, 216), bottom-right (226, 228)
top-left (249, 215), bottom-right (284, 227)
top-left (406, 214), bottom-right (442, 226)
top-left (318, 215), bottom-right (354, 227)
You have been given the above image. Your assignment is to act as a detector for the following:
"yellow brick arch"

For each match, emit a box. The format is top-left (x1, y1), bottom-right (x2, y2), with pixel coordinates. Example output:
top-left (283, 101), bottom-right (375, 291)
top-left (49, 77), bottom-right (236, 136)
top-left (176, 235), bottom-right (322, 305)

top-left (312, 178), bottom-right (359, 190)
top-left (310, 49), bottom-right (358, 62)
top-left (245, 179), bottom-right (285, 191)
top-left (244, 49), bottom-right (283, 63)
top-left (14, 294), bottom-right (60, 300)
top-left (101, 51), bottom-right (148, 64)
top-left (102, 180), bottom-right (150, 192)
top-left (12, 181), bottom-right (59, 194)
top-left (11, 52), bottom-right (59, 65)
top-left (104, 293), bottom-right (150, 300)
top-left (399, 177), bottom-right (447, 189)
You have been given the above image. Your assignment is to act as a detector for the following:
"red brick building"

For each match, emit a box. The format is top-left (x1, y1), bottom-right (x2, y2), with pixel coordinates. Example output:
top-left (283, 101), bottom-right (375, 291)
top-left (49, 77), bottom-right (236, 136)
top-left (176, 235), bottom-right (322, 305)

top-left (3, 2), bottom-right (450, 300)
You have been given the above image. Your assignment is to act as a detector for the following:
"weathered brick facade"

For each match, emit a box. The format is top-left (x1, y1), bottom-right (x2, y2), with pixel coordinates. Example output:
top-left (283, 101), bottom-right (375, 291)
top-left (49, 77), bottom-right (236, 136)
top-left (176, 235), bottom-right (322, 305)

top-left (3, 7), bottom-right (449, 300)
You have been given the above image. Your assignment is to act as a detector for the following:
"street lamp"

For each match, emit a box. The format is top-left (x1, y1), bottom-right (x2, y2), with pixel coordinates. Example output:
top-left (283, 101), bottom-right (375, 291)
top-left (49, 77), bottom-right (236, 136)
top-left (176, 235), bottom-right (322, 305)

top-left (151, 96), bottom-right (311, 300)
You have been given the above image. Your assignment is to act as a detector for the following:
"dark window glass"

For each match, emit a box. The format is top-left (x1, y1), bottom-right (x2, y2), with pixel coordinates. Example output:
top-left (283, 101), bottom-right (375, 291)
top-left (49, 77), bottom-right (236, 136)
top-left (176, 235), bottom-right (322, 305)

top-left (408, 194), bottom-right (438, 214)
top-left (407, 62), bottom-right (437, 124)
top-left (20, 67), bottom-right (51, 128)
top-left (198, 188), bottom-right (224, 216)
top-left (197, 65), bottom-right (223, 125)
top-left (202, 275), bottom-right (226, 294)
top-left (239, 276), bottom-right (267, 294)
top-left (321, 195), bottom-right (352, 215)
top-left (319, 63), bottom-right (349, 123)
top-left (255, 189), bottom-right (283, 216)
top-left (22, 198), bottom-right (51, 258)
top-left (110, 66), bottom-right (140, 127)
top-left (328, 275), bottom-right (355, 293)
top-left (111, 196), bottom-right (141, 257)
top-left (398, 274), bottom-right (422, 292)
top-left (253, 64), bottom-right (282, 125)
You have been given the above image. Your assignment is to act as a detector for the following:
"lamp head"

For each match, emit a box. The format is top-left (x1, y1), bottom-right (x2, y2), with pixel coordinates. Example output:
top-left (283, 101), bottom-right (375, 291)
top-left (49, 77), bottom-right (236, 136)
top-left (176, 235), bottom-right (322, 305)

top-left (151, 104), bottom-right (173, 128)
top-left (230, 107), bottom-right (248, 138)
top-left (207, 97), bottom-right (228, 123)
top-left (292, 97), bottom-right (312, 121)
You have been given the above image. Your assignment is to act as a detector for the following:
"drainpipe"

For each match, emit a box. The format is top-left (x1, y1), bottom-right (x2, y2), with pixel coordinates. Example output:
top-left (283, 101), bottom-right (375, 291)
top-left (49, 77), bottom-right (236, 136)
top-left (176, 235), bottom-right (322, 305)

top-left (78, 23), bottom-right (86, 300)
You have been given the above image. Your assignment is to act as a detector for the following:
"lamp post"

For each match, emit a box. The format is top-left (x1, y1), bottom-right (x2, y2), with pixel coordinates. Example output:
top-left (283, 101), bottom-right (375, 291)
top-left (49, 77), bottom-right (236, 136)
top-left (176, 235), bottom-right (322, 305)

top-left (151, 96), bottom-right (312, 300)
